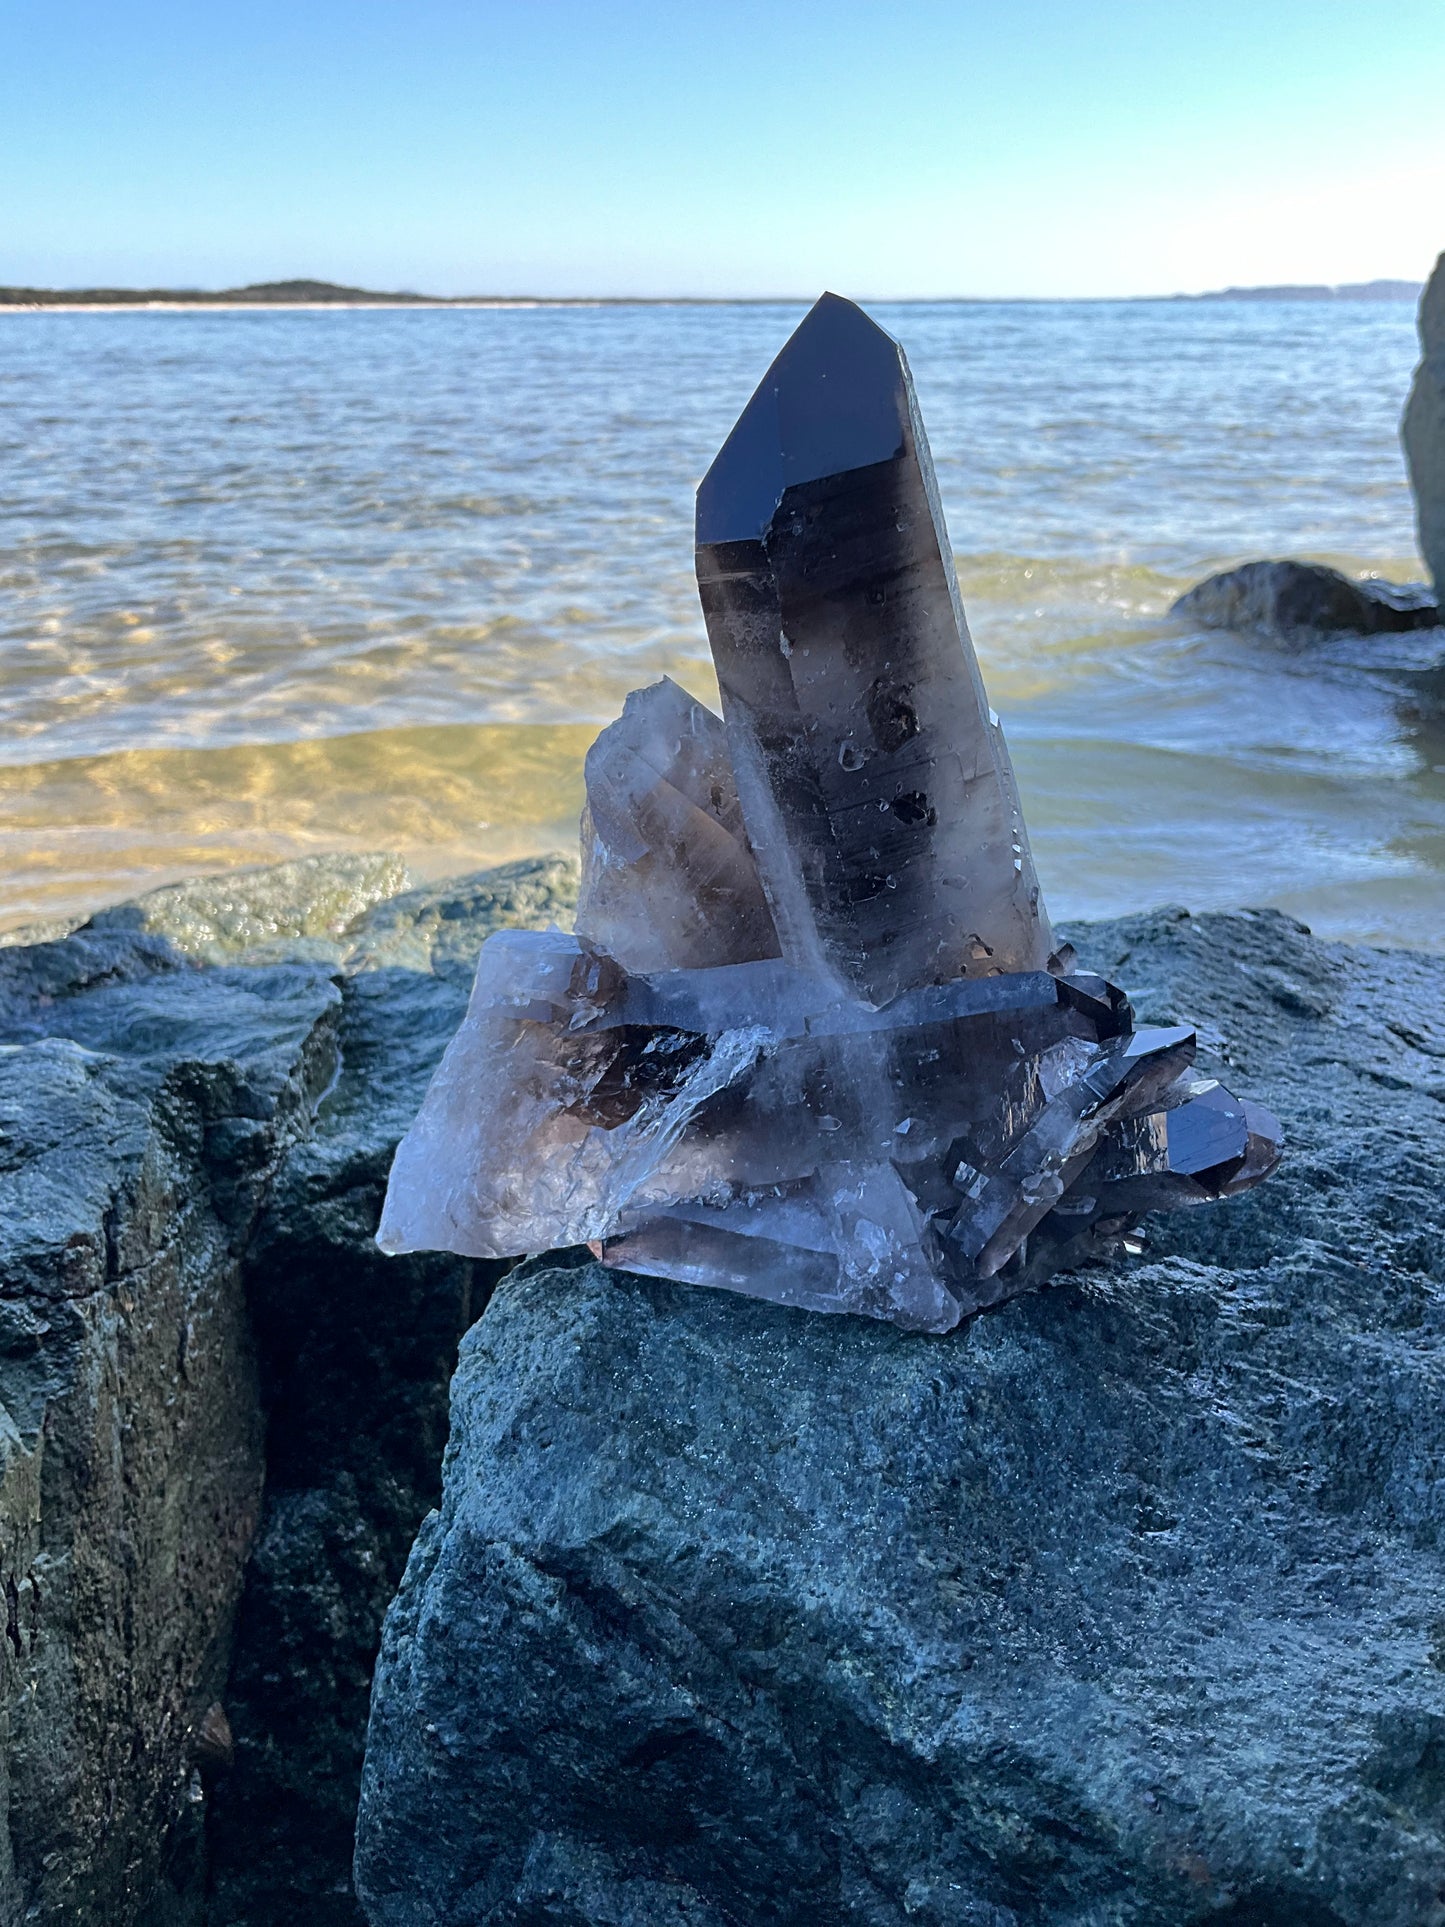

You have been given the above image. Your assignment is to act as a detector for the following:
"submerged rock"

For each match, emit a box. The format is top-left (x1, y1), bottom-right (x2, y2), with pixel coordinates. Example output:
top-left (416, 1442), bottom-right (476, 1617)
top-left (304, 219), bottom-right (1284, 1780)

top-left (1404, 253), bottom-right (1445, 595)
top-left (1171, 559), bottom-right (1438, 638)
top-left (355, 906), bottom-right (1445, 1927)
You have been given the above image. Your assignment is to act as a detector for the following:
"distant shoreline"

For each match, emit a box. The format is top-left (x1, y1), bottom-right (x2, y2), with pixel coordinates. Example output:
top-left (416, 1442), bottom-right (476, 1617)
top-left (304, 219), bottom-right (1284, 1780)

top-left (0, 299), bottom-right (589, 314)
top-left (0, 276), bottom-right (1424, 312)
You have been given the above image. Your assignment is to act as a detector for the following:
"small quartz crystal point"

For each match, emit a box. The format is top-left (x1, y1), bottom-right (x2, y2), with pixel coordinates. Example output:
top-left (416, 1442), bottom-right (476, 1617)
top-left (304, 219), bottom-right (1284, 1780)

top-left (378, 296), bottom-right (1283, 1333)
top-left (575, 677), bottom-right (779, 972)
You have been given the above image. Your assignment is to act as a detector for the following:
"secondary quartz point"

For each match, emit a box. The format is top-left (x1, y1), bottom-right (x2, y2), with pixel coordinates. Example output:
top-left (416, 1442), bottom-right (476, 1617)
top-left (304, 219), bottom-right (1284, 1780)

top-left (575, 677), bottom-right (779, 973)
top-left (378, 295), bottom-right (1282, 1332)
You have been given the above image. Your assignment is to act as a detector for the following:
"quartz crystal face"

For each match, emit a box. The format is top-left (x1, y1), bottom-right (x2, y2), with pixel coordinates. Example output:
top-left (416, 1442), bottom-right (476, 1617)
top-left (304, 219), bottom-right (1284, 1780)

top-left (378, 294), bottom-right (1282, 1333)
top-left (696, 292), bottom-right (1051, 1004)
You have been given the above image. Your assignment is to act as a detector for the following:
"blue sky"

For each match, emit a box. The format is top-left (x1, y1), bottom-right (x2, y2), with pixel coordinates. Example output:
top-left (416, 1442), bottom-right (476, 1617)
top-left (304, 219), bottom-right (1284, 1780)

top-left (4, 0), bottom-right (1443, 298)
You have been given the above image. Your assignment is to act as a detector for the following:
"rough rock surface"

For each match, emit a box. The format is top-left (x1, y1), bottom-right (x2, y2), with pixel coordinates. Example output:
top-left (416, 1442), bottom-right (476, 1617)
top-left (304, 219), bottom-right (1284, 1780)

top-left (0, 851), bottom-right (579, 1926)
top-left (1171, 559), bottom-right (1438, 638)
top-left (355, 906), bottom-right (1445, 1927)
top-left (1404, 254), bottom-right (1445, 595)
top-left (206, 856), bottom-right (578, 1927)
top-left (0, 917), bottom-right (340, 1924)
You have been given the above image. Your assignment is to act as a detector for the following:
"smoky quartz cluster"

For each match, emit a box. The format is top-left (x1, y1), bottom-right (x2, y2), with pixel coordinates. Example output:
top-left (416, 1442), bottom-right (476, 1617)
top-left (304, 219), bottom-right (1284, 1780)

top-left (379, 295), bottom-right (1281, 1333)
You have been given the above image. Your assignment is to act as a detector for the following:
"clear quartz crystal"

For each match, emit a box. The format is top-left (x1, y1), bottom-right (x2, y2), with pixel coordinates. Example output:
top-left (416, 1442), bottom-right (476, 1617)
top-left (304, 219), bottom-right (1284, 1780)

top-left (576, 677), bottom-right (778, 972)
top-left (379, 295), bottom-right (1283, 1331)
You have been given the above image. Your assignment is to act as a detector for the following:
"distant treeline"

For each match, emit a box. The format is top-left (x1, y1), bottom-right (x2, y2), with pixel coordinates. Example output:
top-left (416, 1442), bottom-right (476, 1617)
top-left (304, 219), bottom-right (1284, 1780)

top-left (0, 280), bottom-right (469, 307)
top-left (0, 280), bottom-right (738, 308)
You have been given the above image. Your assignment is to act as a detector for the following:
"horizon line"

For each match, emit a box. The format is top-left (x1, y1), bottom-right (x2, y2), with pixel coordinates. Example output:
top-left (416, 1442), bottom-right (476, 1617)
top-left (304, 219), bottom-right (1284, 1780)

top-left (0, 275), bottom-right (1427, 312)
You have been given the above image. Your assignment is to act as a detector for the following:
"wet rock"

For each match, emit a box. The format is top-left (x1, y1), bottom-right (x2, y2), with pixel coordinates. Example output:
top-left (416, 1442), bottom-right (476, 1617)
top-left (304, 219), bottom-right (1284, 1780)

top-left (1404, 253), bottom-right (1445, 595)
top-left (345, 855), bottom-right (581, 985)
top-left (1171, 559), bottom-right (1438, 638)
top-left (0, 919), bottom-right (340, 1924)
top-left (0, 852), bottom-right (580, 1926)
top-left (354, 906), bottom-right (1445, 1927)
top-left (87, 852), bottom-right (413, 967)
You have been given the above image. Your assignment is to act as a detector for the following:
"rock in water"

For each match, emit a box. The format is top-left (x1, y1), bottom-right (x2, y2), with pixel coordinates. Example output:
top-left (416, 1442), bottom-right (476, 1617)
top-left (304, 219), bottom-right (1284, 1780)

top-left (378, 297), bottom-right (1281, 1330)
top-left (1405, 253), bottom-right (1445, 594)
top-left (354, 908), bottom-right (1445, 1927)
top-left (1171, 559), bottom-right (1438, 638)
top-left (1176, 264), bottom-right (1445, 633)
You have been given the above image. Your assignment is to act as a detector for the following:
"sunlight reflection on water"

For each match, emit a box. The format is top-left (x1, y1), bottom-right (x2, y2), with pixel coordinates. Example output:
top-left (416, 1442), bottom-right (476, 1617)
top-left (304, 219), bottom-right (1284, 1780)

top-left (0, 299), bottom-right (1440, 944)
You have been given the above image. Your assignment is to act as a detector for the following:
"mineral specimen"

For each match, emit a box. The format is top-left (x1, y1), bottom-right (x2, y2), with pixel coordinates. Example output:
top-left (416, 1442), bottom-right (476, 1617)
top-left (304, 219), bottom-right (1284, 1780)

top-left (378, 294), bottom-right (1282, 1332)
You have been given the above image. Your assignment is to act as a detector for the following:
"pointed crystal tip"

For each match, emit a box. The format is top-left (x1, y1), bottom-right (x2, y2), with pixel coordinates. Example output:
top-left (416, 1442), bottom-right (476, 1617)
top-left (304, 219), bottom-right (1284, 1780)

top-left (696, 292), bottom-right (909, 548)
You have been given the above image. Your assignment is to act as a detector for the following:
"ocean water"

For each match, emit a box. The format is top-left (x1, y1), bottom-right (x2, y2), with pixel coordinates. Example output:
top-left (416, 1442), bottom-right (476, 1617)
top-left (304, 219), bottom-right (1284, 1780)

top-left (1, 299), bottom-right (1440, 947)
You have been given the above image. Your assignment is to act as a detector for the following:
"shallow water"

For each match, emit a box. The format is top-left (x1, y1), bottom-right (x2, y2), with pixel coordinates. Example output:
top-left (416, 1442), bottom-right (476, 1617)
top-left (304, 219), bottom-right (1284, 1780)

top-left (1, 300), bottom-right (1440, 945)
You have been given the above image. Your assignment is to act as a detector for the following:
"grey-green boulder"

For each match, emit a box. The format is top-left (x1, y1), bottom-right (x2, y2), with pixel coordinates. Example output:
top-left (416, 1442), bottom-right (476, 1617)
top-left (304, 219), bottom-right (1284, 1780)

top-left (355, 907), bottom-right (1445, 1927)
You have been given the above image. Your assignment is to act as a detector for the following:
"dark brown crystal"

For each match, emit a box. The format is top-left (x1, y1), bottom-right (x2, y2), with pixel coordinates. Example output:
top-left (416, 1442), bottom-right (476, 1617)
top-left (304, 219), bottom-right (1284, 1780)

top-left (696, 293), bottom-right (1051, 1005)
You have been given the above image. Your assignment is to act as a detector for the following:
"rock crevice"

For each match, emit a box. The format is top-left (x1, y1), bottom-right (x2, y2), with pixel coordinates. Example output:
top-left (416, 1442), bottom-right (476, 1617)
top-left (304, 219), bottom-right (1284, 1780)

top-left (0, 853), bottom-right (579, 1926)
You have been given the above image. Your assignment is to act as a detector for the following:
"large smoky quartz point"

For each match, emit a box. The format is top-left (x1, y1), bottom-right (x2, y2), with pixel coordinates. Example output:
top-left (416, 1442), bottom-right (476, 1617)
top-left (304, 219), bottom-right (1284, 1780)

top-left (696, 292), bottom-right (1050, 1004)
top-left (378, 295), bottom-right (1282, 1333)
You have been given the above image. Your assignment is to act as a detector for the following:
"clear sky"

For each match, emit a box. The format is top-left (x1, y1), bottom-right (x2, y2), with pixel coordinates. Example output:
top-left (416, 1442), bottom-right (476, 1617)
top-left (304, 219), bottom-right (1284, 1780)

top-left (4, 0), bottom-right (1442, 299)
